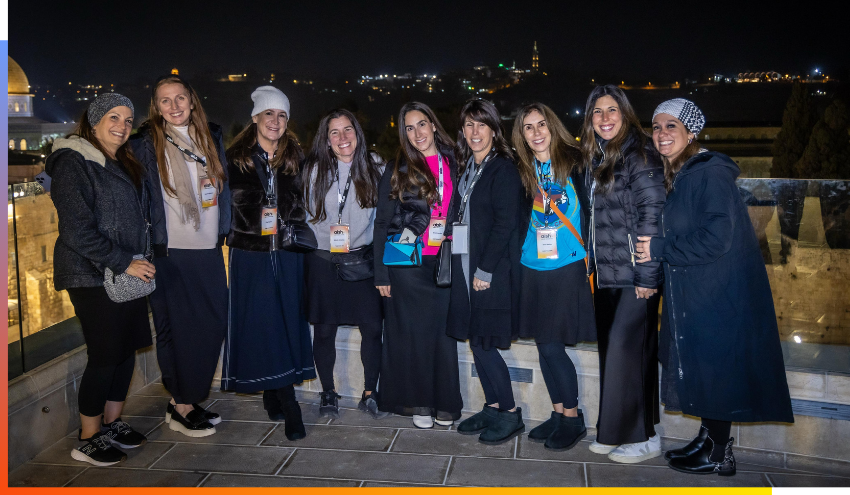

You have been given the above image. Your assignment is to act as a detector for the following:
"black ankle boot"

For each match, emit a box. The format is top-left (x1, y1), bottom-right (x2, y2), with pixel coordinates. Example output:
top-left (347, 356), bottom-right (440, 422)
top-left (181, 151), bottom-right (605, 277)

top-left (263, 390), bottom-right (285, 421)
top-left (457, 405), bottom-right (498, 435)
top-left (279, 387), bottom-right (306, 441)
top-left (544, 410), bottom-right (587, 451)
top-left (665, 425), bottom-right (709, 461)
top-left (668, 435), bottom-right (736, 476)
top-left (528, 411), bottom-right (560, 442)
top-left (478, 407), bottom-right (525, 445)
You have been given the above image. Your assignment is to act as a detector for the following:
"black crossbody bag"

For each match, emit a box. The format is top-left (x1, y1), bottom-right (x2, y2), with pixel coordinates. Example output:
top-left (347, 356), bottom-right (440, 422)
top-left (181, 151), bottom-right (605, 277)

top-left (254, 153), bottom-right (317, 252)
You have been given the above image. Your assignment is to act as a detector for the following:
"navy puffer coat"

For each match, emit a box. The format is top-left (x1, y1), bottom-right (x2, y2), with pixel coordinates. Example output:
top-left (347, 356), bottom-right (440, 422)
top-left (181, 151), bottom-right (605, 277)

top-left (650, 151), bottom-right (793, 423)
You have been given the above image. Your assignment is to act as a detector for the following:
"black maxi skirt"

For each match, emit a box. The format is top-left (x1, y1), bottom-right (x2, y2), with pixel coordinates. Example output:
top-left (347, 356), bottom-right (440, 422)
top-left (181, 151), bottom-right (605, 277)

top-left (149, 247), bottom-right (227, 404)
top-left (68, 286), bottom-right (152, 367)
top-left (518, 261), bottom-right (596, 345)
top-left (378, 255), bottom-right (463, 420)
top-left (221, 248), bottom-right (316, 393)
top-left (594, 286), bottom-right (661, 445)
top-left (304, 250), bottom-right (383, 325)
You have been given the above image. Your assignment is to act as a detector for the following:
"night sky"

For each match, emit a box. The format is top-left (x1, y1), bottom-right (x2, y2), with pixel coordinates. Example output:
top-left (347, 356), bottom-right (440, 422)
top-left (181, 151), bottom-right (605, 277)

top-left (10, 1), bottom-right (846, 86)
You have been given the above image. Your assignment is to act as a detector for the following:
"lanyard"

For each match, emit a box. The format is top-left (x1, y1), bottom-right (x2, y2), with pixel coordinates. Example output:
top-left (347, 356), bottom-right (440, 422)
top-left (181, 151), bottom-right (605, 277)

top-left (335, 164), bottom-right (353, 224)
top-left (254, 152), bottom-right (276, 206)
top-left (166, 134), bottom-right (207, 168)
top-left (457, 149), bottom-right (495, 221)
top-left (535, 159), bottom-right (553, 226)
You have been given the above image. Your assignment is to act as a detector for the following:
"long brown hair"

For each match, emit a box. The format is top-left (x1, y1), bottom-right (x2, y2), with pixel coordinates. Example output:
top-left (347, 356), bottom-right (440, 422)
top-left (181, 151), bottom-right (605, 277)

top-left (579, 85), bottom-right (648, 194)
top-left (146, 75), bottom-right (226, 195)
top-left (662, 140), bottom-right (701, 191)
top-left (511, 102), bottom-right (583, 195)
top-left (392, 102), bottom-right (457, 204)
top-left (69, 109), bottom-right (145, 186)
top-left (226, 123), bottom-right (303, 175)
top-left (456, 99), bottom-right (514, 175)
top-left (302, 109), bottom-right (383, 223)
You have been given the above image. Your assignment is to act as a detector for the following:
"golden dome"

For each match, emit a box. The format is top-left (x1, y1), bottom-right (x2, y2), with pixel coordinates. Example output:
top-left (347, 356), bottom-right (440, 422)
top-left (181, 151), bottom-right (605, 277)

top-left (8, 57), bottom-right (31, 95)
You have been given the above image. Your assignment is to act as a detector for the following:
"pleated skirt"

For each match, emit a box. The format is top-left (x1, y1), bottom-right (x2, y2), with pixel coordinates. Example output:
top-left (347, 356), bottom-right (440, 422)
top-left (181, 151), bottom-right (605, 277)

top-left (378, 256), bottom-right (463, 420)
top-left (221, 248), bottom-right (316, 393)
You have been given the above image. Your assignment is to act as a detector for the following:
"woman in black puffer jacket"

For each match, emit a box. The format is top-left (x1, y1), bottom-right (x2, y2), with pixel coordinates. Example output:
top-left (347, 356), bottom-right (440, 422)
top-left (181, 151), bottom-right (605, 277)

top-left (579, 85), bottom-right (666, 463)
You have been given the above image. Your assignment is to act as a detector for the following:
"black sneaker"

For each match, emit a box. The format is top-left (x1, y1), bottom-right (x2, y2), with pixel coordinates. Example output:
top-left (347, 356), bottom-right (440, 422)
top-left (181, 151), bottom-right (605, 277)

top-left (169, 408), bottom-right (216, 437)
top-left (101, 418), bottom-right (147, 448)
top-left (71, 431), bottom-right (127, 466)
top-left (319, 391), bottom-right (340, 419)
top-left (166, 402), bottom-right (221, 426)
top-left (358, 392), bottom-right (389, 419)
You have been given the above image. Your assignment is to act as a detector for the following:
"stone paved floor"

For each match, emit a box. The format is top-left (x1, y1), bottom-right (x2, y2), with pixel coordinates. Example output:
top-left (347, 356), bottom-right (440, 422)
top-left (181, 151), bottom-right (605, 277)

top-left (9, 382), bottom-right (850, 487)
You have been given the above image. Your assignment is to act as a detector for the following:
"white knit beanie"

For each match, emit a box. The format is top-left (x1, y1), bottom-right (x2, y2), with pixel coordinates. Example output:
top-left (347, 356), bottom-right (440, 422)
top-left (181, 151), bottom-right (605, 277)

top-left (251, 86), bottom-right (291, 118)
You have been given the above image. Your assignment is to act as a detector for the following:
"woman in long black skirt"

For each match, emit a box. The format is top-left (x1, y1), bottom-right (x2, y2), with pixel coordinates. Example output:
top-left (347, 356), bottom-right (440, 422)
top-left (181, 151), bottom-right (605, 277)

top-left (221, 86), bottom-right (316, 441)
top-left (448, 99), bottom-right (526, 444)
top-left (48, 95), bottom-right (152, 465)
top-left (130, 75), bottom-right (229, 437)
top-left (302, 109), bottom-right (386, 419)
top-left (373, 101), bottom-right (463, 428)
top-left (510, 103), bottom-right (597, 451)
top-left (579, 85), bottom-right (667, 463)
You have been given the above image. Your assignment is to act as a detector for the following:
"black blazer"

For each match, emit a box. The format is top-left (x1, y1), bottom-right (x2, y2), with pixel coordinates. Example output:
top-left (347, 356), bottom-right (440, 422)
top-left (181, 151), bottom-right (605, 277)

top-left (445, 154), bottom-right (525, 348)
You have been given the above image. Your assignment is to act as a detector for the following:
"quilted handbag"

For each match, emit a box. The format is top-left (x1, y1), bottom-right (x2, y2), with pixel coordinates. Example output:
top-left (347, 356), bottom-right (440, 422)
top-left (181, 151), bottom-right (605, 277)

top-left (382, 233), bottom-right (423, 266)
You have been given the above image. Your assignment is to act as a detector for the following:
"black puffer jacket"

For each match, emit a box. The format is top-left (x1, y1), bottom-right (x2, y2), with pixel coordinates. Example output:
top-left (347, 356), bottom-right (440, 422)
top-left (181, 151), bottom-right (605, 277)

top-left (372, 153), bottom-right (459, 286)
top-left (46, 136), bottom-right (150, 290)
top-left (588, 130), bottom-right (665, 289)
top-left (227, 144), bottom-right (307, 252)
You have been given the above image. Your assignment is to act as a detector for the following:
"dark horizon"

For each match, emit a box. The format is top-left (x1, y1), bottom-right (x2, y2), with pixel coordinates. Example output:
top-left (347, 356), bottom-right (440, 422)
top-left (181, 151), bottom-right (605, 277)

top-left (10, 2), bottom-right (847, 87)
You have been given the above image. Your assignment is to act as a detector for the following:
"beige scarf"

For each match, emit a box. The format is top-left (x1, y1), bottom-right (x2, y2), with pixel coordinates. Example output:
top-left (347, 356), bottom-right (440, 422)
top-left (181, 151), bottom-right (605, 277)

top-left (163, 122), bottom-right (206, 231)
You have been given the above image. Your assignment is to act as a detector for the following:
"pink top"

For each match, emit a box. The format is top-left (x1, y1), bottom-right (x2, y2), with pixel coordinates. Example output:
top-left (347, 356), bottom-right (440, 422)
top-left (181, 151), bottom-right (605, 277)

top-left (422, 154), bottom-right (453, 255)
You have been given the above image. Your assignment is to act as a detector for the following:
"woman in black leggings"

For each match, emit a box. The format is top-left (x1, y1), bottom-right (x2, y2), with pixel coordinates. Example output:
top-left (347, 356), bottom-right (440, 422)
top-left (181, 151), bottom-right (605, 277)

top-left (511, 103), bottom-right (597, 450)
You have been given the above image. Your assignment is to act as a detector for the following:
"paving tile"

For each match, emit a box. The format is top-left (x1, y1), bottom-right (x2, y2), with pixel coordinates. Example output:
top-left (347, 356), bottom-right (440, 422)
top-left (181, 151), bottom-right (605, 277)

top-left (66, 467), bottom-right (207, 487)
top-left (281, 449), bottom-right (449, 484)
top-left (7, 464), bottom-right (85, 487)
top-left (146, 419), bottom-right (274, 446)
top-left (391, 429), bottom-right (514, 458)
top-left (151, 443), bottom-right (293, 475)
top-left (208, 398), bottom-right (325, 425)
top-left (586, 464), bottom-right (768, 487)
top-left (132, 382), bottom-right (172, 398)
top-left (206, 388), bottom-right (262, 400)
top-left (263, 424), bottom-right (396, 451)
top-left (785, 453), bottom-right (850, 477)
top-left (768, 473), bottom-right (850, 487)
top-left (34, 437), bottom-right (175, 468)
top-left (446, 456), bottom-right (584, 487)
top-left (517, 436), bottom-right (668, 467)
top-left (202, 474), bottom-right (358, 487)
top-left (329, 407), bottom-right (450, 430)
top-left (121, 395), bottom-right (170, 417)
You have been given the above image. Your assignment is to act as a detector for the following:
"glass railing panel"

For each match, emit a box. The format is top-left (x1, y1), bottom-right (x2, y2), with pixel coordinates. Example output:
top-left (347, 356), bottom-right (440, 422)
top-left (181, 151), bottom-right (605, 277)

top-left (8, 186), bottom-right (24, 379)
top-left (739, 179), bottom-right (850, 374)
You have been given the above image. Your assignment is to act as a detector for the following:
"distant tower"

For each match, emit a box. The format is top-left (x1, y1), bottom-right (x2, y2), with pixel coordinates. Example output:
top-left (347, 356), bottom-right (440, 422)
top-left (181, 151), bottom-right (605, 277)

top-left (532, 41), bottom-right (539, 73)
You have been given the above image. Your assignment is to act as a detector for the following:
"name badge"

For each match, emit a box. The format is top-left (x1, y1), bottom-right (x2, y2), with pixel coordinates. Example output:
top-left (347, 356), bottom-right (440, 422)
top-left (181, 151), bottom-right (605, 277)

top-left (453, 222), bottom-right (469, 254)
top-left (200, 177), bottom-right (217, 208)
top-left (329, 224), bottom-right (350, 253)
top-left (428, 216), bottom-right (446, 247)
top-left (261, 207), bottom-right (278, 235)
top-left (537, 228), bottom-right (558, 259)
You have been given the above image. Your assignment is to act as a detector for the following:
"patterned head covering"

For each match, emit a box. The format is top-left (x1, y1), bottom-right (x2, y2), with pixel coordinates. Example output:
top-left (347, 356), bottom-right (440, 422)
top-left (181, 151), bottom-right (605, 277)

top-left (652, 98), bottom-right (705, 136)
top-left (87, 93), bottom-right (134, 127)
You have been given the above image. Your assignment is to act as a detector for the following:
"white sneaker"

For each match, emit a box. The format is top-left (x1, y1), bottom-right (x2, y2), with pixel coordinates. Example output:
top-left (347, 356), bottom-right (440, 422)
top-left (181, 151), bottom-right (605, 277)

top-left (607, 434), bottom-right (662, 463)
top-left (434, 418), bottom-right (454, 427)
top-left (589, 440), bottom-right (618, 454)
top-left (412, 415), bottom-right (434, 429)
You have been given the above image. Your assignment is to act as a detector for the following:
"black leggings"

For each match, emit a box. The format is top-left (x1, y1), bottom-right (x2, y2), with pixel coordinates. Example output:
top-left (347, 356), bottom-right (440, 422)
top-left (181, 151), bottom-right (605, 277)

top-left (313, 323), bottom-right (382, 393)
top-left (78, 353), bottom-right (136, 417)
top-left (470, 342), bottom-right (515, 411)
top-left (702, 418), bottom-right (732, 462)
top-left (537, 342), bottom-right (579, 408)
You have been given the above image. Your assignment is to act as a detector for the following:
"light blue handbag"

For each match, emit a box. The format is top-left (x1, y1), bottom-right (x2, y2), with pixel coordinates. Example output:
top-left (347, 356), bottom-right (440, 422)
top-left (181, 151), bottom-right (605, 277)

top-left (382, 233), bottom-right (423, 266)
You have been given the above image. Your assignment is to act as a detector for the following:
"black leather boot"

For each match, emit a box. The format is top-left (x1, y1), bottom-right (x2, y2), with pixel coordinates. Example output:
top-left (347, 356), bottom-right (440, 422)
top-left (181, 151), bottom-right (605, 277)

top-left (263, 390), bottom-right (285, 421)
top-left (668, 435), bottom-right (736, 476)
top-left (544, 410), bottom-right (587, 451)
top-left (665, 425), bottom-right (709, 461)
top-left (528, 411), bottom-right (560, 442)
top-left (457, 405), bottom-right (498, 435)
top-left (479, 407), bottom-right (525, 445)
top-left (278, 386), bottom-right (306, 441)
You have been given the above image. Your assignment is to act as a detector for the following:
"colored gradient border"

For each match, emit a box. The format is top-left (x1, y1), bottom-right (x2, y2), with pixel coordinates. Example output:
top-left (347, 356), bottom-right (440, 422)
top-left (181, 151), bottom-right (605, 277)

top-left (2, 37), bottom-right (10, 491)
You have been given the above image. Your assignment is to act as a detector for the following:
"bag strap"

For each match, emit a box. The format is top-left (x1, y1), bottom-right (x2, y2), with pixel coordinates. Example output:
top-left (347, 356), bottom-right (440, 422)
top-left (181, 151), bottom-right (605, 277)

top-left (536, 184), bottom-right (594, 293)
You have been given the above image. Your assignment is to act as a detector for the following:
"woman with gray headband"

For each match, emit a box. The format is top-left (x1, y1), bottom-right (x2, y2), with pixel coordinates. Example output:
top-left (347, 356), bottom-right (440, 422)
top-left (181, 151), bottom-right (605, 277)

top-left (635, 99), bottom-right (793, 476)
top-left (46, 94), bottom-right (152, 465)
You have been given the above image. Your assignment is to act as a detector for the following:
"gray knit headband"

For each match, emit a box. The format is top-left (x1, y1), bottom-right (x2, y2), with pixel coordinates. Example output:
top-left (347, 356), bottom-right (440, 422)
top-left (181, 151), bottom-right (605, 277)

top-left (652, 98), bottom-right (705, 136)
top-left (87, 93), bottom-right (134, 127)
